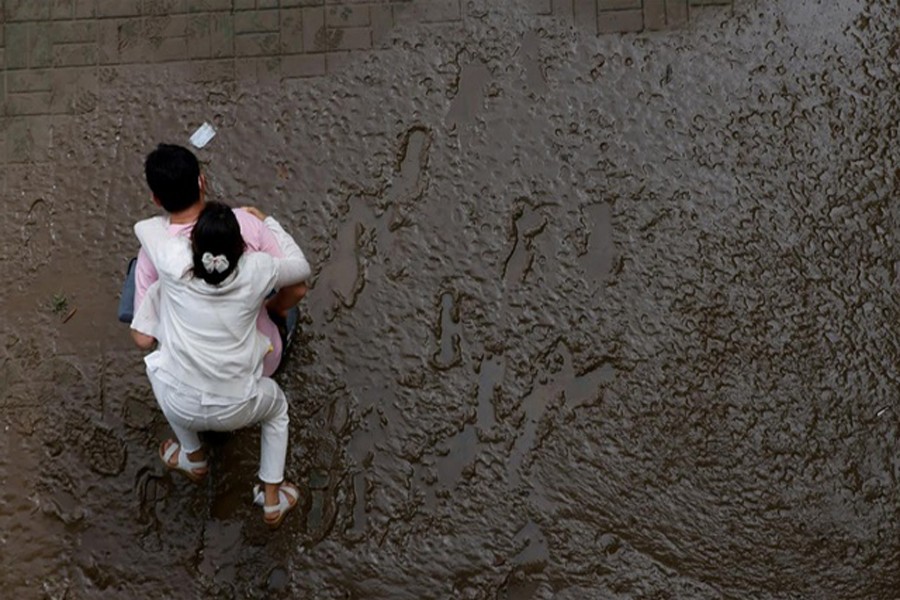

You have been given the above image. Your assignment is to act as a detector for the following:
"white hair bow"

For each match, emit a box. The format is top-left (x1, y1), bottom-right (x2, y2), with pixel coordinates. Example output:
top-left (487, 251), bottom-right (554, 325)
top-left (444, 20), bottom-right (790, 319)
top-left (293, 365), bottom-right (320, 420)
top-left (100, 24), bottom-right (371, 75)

top-left (201, 252), bottom-right (230, 274)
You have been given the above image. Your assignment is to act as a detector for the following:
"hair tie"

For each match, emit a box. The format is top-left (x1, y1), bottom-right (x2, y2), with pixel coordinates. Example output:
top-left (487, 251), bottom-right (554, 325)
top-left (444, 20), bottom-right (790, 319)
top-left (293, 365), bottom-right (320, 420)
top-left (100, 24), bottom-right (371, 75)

top-left (201, 252), bottom-right (229, 274)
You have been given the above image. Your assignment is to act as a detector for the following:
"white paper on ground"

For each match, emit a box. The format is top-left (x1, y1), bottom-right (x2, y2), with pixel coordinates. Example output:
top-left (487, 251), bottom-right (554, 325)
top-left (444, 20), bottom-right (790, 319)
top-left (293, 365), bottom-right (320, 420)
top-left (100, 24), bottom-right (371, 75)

top-left (190, 122), bottom-right (216, 149)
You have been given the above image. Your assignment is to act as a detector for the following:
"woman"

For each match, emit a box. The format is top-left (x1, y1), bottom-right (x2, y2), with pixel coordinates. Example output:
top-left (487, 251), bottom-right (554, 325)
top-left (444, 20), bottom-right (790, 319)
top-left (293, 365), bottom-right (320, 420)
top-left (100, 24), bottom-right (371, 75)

top-left (131, 201), bottom-right (310, 528)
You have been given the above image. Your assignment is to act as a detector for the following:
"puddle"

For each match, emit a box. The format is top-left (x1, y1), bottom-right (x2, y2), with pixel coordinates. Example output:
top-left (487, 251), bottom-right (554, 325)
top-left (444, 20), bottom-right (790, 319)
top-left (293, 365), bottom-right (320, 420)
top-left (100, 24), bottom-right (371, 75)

top-left (446, 61), bottom-right (491, 126)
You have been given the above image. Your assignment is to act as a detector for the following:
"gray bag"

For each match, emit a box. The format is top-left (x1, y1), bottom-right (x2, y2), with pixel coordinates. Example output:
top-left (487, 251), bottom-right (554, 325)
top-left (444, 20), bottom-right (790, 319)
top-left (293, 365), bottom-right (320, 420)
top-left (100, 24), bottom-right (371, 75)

top-left (117, 257), bottom-right (137, 323)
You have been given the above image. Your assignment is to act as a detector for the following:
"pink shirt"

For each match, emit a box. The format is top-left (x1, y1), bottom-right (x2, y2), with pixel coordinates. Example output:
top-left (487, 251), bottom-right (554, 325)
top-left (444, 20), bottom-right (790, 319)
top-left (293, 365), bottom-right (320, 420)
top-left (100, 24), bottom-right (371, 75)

top-left (134, 208), bottom-right (285, 376)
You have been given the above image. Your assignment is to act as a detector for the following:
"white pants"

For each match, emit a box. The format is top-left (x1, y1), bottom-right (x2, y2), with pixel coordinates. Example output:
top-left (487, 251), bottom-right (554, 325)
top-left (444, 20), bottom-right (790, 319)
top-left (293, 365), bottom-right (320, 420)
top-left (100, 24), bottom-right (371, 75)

top-left (147, 369), bottom-right (289, 484)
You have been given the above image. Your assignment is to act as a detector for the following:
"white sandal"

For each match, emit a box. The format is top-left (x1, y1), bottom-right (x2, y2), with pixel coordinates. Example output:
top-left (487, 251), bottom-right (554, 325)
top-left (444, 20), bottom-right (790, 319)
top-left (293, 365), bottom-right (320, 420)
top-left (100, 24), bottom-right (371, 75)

top-left (252, 482), bottom-right (300, 529)
top-left (158, 440), bottom-right (208, 483)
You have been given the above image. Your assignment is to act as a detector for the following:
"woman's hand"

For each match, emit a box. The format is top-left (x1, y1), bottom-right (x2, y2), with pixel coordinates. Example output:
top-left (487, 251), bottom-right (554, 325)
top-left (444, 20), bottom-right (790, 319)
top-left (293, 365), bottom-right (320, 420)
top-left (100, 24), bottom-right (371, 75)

top-left (241, 206), bottom-right (267, 221)
top-left (130, 329), bottom-right (157, 351)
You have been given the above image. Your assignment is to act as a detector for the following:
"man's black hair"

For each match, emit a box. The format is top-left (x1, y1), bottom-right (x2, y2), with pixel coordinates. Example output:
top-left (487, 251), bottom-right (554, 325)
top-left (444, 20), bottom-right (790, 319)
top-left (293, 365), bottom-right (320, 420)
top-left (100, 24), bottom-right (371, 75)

top-left (145, 144), bottom-right (201, 213)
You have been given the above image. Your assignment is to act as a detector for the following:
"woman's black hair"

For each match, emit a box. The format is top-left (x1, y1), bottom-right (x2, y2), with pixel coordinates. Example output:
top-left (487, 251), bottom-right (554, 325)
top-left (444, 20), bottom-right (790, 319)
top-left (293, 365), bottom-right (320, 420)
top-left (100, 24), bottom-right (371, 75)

top-left (191, 201), bottom-right (245, 285)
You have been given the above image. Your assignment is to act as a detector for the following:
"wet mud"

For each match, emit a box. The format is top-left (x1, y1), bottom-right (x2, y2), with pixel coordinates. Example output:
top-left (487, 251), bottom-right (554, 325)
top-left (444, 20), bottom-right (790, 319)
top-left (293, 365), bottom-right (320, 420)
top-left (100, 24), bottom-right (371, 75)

top-left (1, 0), bottom-right (899, 598)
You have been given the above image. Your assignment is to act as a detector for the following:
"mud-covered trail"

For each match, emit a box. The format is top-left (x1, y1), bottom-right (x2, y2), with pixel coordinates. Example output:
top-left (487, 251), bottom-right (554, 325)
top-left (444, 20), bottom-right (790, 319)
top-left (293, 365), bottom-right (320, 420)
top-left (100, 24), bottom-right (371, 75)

top-left (1, 1), bottom-right (898, 598)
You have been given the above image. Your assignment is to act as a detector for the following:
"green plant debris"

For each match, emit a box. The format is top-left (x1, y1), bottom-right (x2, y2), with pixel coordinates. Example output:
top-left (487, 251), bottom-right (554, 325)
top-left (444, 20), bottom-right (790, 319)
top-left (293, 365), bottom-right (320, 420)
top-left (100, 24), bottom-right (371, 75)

top-left (49, 293), bottom-right (69, 316)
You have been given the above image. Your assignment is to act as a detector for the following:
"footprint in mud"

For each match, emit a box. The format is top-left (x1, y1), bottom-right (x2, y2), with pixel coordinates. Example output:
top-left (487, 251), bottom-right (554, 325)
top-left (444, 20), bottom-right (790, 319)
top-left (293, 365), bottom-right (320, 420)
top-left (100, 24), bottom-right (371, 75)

top-left (348, 471), bottom-right (374, 537)
top-left (70, 88), bottom-right (98, 115)
top-left (136, 467), bottom-right (169, 526)
top-left (310, 209), bottom-right (370, 323)
top-left (446, 61), bottom-right (491, 127)
top-left (266, 567), bottom-right (291, 594)
top-left (512, 520), bottom-right (549, 570)
top-left (15, 355), bottom-right (95, 439)
top-left (345, 396), bottom-right (401, 536)
top-left (83, 425), bottom-right (127, 476)
top-left (123, 394), bottom-right (159, 430)
top-left (40, 356), bottom-right (91, 393)
top-left (503, 204), bottom-right (548, 285)
top-left (393, 126), bottom-right (431, 204)
top-left (435, 355), bottom-right (504, 489)
top-left (430, 291), bottom-right (462, 370)
top-left (34, 358), bottom-right (110, 451)
top-left (1, 344), bottom-right (31, 415)
top-left (37, 478), bottom-right (86, 526)
top-left (311, 127), bottom-right (432, 322)
top-left (575, 203), bottom-right (614, 284)
top-left (99, 67), bottom-right (118, 84)
top-left (197, 520), bottom-right (244, 585)
top-left (520, 30), bottom-right (548, 95)
top-left (22, 198), bottom-right (54, 273)
top-left (0, 357), bottom-right (17, 403)
top-left (501, 520), bottom-right (550, 599)
top-left (306, 476), bottom-right (338, 544)
top-left (507, 343), bottom-right (616, 487)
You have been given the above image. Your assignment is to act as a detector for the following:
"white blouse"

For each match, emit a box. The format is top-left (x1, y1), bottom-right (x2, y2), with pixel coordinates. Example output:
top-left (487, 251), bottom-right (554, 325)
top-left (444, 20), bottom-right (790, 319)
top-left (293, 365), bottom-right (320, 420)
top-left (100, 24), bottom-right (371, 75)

top-left (132, 215), bottom-right (310, 400)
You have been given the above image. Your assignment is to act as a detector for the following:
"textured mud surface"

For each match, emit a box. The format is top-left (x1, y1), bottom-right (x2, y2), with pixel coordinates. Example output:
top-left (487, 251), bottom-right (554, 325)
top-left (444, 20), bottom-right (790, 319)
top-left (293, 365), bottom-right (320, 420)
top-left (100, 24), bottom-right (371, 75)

top-left (1, 0), bottom-right (899, 598)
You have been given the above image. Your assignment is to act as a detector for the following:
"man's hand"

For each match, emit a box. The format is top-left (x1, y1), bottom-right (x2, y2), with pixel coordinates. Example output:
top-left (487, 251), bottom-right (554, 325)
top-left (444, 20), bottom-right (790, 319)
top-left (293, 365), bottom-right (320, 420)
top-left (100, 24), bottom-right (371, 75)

top-left (266, 282), bottom-right (308, 317)
top-left (241, 206), bottom-right (267, 221)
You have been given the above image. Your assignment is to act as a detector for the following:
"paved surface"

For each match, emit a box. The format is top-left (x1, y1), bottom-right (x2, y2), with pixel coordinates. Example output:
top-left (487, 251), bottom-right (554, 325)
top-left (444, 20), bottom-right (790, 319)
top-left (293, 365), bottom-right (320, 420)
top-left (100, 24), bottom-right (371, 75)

top-left (0, 0), bottom-right (732, 113)
top-left (0, 0), bottom-right (733, 173)
top-left (0, 0), bottom-right (734, 278)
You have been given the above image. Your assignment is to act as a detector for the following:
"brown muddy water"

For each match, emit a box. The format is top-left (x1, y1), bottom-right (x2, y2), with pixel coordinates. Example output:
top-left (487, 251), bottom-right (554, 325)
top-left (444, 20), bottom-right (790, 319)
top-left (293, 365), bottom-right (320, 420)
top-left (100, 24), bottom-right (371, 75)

top-left (1, 0), bottom-right (899, 598)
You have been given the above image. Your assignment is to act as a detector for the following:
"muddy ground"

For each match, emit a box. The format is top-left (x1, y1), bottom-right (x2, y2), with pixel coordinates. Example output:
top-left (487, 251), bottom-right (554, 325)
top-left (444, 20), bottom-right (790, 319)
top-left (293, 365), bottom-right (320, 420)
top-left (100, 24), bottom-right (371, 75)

top-left (1, 0), bottom-right (898, 598)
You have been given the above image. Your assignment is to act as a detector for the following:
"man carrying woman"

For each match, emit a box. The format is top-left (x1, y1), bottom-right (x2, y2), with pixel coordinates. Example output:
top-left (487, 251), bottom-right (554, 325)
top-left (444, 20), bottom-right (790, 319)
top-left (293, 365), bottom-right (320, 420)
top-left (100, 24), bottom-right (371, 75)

top-left (130, 144), bottom-right (311, 528)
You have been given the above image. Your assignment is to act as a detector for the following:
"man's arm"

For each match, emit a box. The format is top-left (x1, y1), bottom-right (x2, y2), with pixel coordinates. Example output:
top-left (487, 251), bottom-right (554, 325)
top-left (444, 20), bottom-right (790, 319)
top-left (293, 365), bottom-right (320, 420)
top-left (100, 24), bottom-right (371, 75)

top-left (237, 207), bottom-right (284, 257)
top-left (266, 282), bottom-right (308, 317)
top-left (131, 219), bottom-right (165, 349)
top-left (133, 247), bottom-right (159, 316)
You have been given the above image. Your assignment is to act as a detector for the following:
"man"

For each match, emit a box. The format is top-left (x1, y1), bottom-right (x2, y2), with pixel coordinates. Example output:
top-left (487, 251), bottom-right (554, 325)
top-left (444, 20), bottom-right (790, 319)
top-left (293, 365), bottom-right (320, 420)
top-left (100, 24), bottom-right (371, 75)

top-left (130, 143), bottom-right (306, 377)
